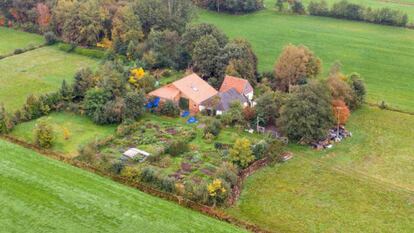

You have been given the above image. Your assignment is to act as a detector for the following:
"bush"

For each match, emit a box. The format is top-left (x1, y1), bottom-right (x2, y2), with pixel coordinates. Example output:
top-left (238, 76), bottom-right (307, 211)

top-left (159, 100), bottom-right (180, 117)
top-left (34, 119), bottom-right (54, 148)
top-left (215, 162), bottom-right (239, 187)
top-left (44, 31), bottom-right (58, 45)
top-left (252, 140), bottom-right (269, 160)
top-left (0, 104), bottom-right (13, 134)
top-left (160, 176), bottom-right (176, 193)
top-left (14, 48), bottom-right (24, 55)
top-left (308, 0), bottom-right (329, 16)
top-left (140, 167), bottom-right (159, 183)
top-left (167, 140), bottom-right (189, 156)
top-left (196, 0), bottom-right (264, 14)
top-left (203, 118), bottom-right (222, 137)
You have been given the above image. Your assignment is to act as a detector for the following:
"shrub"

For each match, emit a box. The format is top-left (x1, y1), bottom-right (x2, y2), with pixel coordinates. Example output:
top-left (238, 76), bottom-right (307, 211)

top-left (167, 140), bottom-right (189, 156)
top-left (203, 118), bottom-right (222, 137)
top-left (83, 88), bottom-right (111, 118)
top-left (0, 104), bottom-right (13, 134)
top-left (207, 179), bottom-right (230, 206)
top-left (229, 138), bottom-right (254, 168)
top-left (44, 31), bottom-right (58, 45)
top-left (140, 167), bottom-right (159, 183)
top-left (215, 162), bottom-right (239, 187)
top-left (252, 140), bottom-right (269, 160)
top-left (159, 100), bottom-right (180, 117)
top-left (34, 119), bottom-right (54, 148)
top-left (160, 176), bottom-right (176, 193)
top-left (110, 161), bottom-right (124, 174)
top-left (308, 1), bottom-right (329, 16)
top-left (14, 48), bottom-right (24, 55)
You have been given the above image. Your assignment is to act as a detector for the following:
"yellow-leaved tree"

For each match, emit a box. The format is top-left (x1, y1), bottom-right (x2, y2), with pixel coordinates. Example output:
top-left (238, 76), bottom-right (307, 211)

top-left (229, 138), bottom-right (254, 168)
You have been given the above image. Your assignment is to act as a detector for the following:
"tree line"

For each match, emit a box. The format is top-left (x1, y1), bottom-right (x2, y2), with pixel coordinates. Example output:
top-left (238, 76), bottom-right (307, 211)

top-left (308, 0), bottom-right (409, 27)
top-left (193, 0), bottom-right (264, 14)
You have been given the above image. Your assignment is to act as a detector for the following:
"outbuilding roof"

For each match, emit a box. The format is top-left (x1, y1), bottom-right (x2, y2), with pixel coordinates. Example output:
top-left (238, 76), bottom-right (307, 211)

top-left (219, 75), bottom-right (253, 95)
top-left (202, 88), bottom-right (248, 111)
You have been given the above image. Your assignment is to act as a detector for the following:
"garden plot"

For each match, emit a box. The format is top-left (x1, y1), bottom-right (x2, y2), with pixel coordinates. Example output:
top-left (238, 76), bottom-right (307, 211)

top-left (81, 114), bottom-right (269, 205)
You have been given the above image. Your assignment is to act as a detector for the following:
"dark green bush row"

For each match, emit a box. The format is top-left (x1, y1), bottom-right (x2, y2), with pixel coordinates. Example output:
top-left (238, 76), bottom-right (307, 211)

top-left (194, 0), bottom-right (264, 14)
top-left (308, 0), bottom-right (408, 27)
top-left (57, 43), bottom-right (106, 59)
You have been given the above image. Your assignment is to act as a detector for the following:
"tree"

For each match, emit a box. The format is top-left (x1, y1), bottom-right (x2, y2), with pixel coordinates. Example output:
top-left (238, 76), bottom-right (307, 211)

top-left (133, 0), bottom-right (194, 35)
top-left (279, 81), bottom-right (334, 142)
top-left (36, 2), bottom-right (51, 31)
top-left (72, 68), bottom-right (96, 99)
top-left (224, 38), bottom-right (258, 85)
top-left (221, 101), bottom-right (245, 126)
top-left (326, 76), bottom-right (355, 110)
top-left (349, 73), bottom-right (366, 109)
top-left (83, 88), bottom-right (111, 118)
top-left (60, 80), bottom-right (72, 101)
top-left (124, 91), bottom-right (146, 120)
top-left (255, 91), bottom-right (286, 125)
top-left (229, 138), bottom-right (254, 168)
top-left (0, 104), bottom-right (13, 134)
top-left (94, 97), bottom-right (125, 124)
top-left (291, 0), bottom-right (305, 14)
top-left (192, 35), bottom-right (227, 84)
top-left (147, 29), bottom-right (188, 69)
top-left (34, 118), bottom-right (54, 148)
top-left (332, 99), bottom-right (350, 125)
top-left (182, 23), bottom-right (228, 54)
top-left (111, 4), bottom-right (144, 55)
top-left (274, 44), bottom-right (322, 92)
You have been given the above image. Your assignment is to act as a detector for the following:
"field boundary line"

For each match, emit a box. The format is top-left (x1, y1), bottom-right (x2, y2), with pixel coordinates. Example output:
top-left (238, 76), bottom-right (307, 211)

top-left (0, 135), bottom-right (272, 233)
top-left (0, 44), bottom-right (46, 60)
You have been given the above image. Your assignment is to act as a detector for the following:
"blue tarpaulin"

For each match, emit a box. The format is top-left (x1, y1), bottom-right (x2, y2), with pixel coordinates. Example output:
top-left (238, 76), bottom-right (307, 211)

top-left (146, 97), bottom-right (160, 109)
top-left (181, 111), bottom-right (190, 118)
top-left (187, 116), bottom-right (198, 124)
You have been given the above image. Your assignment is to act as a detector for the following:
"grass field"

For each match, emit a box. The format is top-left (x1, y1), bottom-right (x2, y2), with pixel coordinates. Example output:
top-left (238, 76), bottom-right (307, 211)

top-left (10, 112), bottom-right (116, 157)
top-left (196, 7), bottom-right (414, 112)
top-left (0, 140), bottom-right (245, 233)
top-left (0, 46), bottom-right (99, 111)
top-left (227, 107), bottom-right (414, 232)
top-left (0, 27), bottom-right (44, 56)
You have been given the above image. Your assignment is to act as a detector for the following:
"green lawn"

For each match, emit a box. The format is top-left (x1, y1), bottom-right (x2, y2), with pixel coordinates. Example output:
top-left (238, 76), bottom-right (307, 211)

top-left (0, 46), bottom-right (99, 111)
top-left (0, 27), bottom-right (44, 56)
top-left (0, 139), bottom-right (245, 233)
top-left (227, 106), bottom-right (414, 232)
top-left (196, 8), bottom-right (414, 112)
top-left (10, 112), bottom-right (116, 157)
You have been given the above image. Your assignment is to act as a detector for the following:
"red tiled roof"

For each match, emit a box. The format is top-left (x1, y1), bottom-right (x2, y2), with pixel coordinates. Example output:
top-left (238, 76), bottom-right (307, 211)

top-left (148, 84), bottom-right (180, 100)
top-left (172, 73), bottom-right (218, 104)
top-left (219, 75), bottom-right (253, 95)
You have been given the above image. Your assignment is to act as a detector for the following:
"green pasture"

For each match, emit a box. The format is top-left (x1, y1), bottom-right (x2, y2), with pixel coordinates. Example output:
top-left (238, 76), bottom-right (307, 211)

top-left (0, 27), bottom-right (44, 56)
top-left (227, 106), bottom-right (414, 232)
top-left (0, 46), bottom-right (98, 111)
top-left (0, 139), bottom-right (245, 233)
top-left (10, 112), bottom-right (116, 157)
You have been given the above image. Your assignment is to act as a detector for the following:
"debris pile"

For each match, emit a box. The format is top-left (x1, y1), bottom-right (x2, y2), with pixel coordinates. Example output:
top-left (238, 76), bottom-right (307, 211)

top-left (311, 126), bottom-right (352, 150)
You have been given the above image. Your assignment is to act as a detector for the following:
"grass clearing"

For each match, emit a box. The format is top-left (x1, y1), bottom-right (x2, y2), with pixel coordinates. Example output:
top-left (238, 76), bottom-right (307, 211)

top-left (226, 106), bottom-right (414, 232)
top-left (196, 8), bottom-right (414, 112)
top-left (0, 27), bottom-right (44, 56)
top-left (10, 112), bottom-right (116, 157)
top-left (0, 46), bottom-right (99, 111)
top-left (0, 139), bottom-right (246, 233)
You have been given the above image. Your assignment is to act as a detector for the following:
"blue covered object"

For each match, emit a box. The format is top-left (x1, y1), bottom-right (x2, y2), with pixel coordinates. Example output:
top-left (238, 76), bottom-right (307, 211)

top-left (181, 111), bottom-right (190, 118)
top-left (187, 116), bottom-right (198, 124)
top-left (146, 97), bottom-right (160, 109)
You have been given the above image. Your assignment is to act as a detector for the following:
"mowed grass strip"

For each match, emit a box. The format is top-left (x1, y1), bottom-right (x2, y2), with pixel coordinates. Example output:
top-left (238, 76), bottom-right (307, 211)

top-left (0, 140), bottom-right (246, 233)
top-left (196, 9), bottom-right (414, 112)
top-left (0, 46), bottom-right (99, 111)
top-left (227, 107), bottom-right (414, 232)
top-left (10, 112), bottom-right (116, 157)
top-left (0, 27), bottom-right (44, 56)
